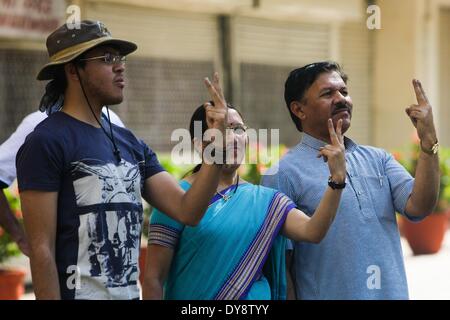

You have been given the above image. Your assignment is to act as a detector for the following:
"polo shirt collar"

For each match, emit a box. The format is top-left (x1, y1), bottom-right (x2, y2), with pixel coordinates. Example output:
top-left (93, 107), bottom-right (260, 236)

top-left (300, 132), bottom-right (358, 153)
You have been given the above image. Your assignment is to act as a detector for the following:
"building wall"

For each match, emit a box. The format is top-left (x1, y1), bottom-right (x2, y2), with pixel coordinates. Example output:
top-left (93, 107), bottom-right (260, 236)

top-left (83, 0), bottom-right (373, 150)
top-left (0, 0), bottom-right (374, 152)
top-left (439, 7), bottom-right (450, 147)
top-left (233, 16), bottom-right (331, 147)
top-left (373, 0), bottom-right (421, 149)
top-left (373, 0), bottom-right (450, 149)
top-left (0, 0), bottom-right (63, 142)
top-left (340, 21), bottom-right (373, 146)
top-left (0, 50), bottom-right (47, 142)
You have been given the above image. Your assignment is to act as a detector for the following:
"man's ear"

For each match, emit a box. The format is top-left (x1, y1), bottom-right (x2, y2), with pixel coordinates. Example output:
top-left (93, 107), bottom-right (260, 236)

top-left (289, 100), bottom-right (306, 121)
top-left (65, 62), bottom-right (79, 82)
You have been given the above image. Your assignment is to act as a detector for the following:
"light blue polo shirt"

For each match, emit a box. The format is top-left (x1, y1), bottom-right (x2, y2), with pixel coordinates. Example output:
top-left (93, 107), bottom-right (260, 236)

top-left (262, 133), bottom-right (420, 300)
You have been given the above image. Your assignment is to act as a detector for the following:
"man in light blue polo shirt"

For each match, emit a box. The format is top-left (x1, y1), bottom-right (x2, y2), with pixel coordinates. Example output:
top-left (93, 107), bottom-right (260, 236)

top-left (262, 61), bottom-right (440, 299)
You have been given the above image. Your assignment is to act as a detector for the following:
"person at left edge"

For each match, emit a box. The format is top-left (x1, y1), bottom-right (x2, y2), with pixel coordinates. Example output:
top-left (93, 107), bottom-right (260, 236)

top-left (0, 108), bottom-right (125, 257)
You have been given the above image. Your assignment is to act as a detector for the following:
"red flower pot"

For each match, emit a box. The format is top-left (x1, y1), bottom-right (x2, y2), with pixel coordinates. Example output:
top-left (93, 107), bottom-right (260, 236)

top-left (402, 213), bottom-right (448, 255)
top-left (0, 269), bottom-right (26, 300)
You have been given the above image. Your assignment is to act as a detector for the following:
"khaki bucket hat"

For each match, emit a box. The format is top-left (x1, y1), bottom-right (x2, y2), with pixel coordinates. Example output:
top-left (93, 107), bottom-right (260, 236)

top-left (37, 20), bottom-right (137, 80)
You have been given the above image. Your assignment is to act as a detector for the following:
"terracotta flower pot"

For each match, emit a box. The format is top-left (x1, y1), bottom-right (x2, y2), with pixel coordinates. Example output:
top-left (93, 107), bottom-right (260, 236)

top-left (402, 213), bottom-right (449, 255)
top-left (0, 269), bottom-right (26, 300)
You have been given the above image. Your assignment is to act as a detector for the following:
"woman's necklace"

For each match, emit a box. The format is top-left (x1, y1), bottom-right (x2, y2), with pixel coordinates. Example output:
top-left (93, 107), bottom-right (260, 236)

top-left (216, 175), bottom-right (240, 202)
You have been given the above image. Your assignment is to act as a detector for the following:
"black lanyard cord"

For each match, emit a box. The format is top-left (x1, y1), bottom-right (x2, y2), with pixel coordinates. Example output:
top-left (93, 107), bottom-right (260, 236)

top-left (75, 67), bottom-right (122, 162)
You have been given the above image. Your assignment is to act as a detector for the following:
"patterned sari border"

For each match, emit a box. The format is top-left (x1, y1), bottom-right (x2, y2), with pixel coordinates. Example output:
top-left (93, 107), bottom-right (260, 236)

top-left (148, 224), bottom-right (181, 249)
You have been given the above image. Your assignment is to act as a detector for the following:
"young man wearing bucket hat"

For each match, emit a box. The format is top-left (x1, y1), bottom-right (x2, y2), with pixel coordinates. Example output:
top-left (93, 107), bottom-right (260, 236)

top-left (16, 20), bottom-right (228, 300)
top-left (0, 51), bottom-right (126, 257)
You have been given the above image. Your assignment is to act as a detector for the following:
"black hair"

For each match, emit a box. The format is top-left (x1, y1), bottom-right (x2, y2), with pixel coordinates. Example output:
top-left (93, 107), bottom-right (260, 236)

top-left (38, 55), bottom-right (89, 115)
top-left (73, 56), bottom-right (87, 68)
top-left (38, 65), bottom-right (67, 114)
top-left (186, 102), bottom-right (242, 176)
top-left (284, 61), bottom-right (348, 132)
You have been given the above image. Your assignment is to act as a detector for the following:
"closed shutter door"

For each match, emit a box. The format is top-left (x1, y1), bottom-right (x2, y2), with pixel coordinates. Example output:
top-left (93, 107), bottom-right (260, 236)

top-left (234, 17), bottom-right (330, 147)
top-left (86, 2), bottom-right (219, 151)
top-left (0, 50), bottom-right (47, 143)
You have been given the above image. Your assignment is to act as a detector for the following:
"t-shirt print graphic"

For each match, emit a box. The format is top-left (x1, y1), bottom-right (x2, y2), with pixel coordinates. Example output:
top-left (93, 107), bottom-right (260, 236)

top-left (70, 159), bottom-right (143, 299)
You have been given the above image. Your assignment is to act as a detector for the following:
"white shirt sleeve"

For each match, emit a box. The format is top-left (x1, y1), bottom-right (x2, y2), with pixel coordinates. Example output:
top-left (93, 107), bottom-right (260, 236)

top-left (0, 109), bottom-right (125, 187)
top-left (0, 111), bottom-right (47, 187)
top-left (101, 108), bottom-right (125, 128)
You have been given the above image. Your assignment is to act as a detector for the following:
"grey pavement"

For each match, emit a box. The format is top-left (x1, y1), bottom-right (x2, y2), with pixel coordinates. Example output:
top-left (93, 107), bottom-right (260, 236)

top-left (402, 229), bottom-right (450, 300)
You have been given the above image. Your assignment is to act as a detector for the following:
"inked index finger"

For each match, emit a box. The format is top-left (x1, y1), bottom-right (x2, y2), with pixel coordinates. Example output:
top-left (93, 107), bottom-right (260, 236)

top-left (413, 79), bottom-right (429, 105)
top-left (336, 119), bottom-right (344, 144)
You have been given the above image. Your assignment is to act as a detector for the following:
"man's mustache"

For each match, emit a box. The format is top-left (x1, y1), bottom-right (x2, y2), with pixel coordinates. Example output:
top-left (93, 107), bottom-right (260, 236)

top-left (333, 101), bottom-right (352, 115)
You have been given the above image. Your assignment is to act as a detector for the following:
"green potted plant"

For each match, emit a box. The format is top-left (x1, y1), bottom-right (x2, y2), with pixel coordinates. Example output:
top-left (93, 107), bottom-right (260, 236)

top-left (238, 143), bottom-right (288, 184)
top-left (394, 139), bottom-right (450, 255)
top-left (0, 187), bottom-right (26, 299)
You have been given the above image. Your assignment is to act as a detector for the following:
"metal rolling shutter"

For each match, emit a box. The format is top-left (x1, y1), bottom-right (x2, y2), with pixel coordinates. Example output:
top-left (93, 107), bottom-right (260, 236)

top-left (86, 2), bottom-right (219, 151)
top-left (234, 17), bottom-right (330, 147)
top-left (234, 16), bottom-right (372, 148)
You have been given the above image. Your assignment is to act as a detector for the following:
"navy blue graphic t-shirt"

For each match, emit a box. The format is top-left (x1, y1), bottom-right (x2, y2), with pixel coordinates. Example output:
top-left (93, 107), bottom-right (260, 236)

top-left (16, 112), bottom-right (165, 300)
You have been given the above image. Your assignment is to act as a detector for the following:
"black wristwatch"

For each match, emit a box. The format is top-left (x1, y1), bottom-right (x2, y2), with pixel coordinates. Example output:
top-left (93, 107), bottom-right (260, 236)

top-left (328, 176), bottom-right (346, 190)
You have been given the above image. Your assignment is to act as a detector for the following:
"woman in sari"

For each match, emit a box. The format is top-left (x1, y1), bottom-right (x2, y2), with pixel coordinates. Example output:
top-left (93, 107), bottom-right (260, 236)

top-left (142, 103), bottom-right (346, 300)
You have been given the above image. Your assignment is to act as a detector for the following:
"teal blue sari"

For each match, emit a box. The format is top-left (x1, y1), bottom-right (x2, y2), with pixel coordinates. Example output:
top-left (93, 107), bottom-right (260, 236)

top-left (148, 181), bottom-right (295, 300)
